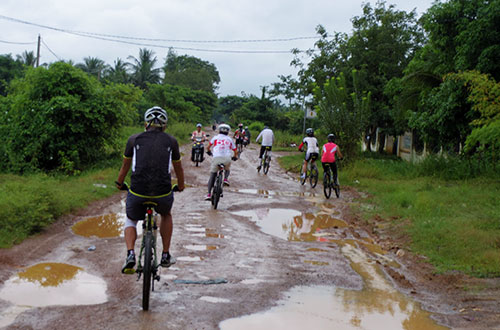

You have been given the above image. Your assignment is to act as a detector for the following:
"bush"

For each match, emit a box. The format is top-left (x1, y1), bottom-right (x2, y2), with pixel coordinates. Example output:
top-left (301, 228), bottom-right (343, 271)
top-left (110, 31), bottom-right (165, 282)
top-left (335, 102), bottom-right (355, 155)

top-left (0, 62), bottom-right (141, 173)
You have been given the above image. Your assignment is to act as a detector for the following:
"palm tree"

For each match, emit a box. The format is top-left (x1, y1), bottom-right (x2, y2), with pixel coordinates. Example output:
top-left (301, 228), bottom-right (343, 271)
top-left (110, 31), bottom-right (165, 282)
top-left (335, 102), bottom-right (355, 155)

top-left (16, 51), bottom-right (36, 67)
top-left (75, 57), bottom-right (108, 80)
top-left (127, 48), bottom-right (161, 89)
top-left (104, 58), bottom-right (130, 84)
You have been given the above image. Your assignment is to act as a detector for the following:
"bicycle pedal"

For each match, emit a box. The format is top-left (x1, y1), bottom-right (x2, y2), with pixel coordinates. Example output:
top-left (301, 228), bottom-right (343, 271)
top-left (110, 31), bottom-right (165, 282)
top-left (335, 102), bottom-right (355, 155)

top-left (122, 268), bottom-right (136, 275)
top-left (154, 275), bottom-right (161, 281)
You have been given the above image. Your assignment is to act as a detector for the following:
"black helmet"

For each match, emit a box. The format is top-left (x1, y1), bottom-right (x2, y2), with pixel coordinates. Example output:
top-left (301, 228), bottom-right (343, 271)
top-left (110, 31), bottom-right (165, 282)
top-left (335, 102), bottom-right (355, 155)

top-left (306, 128), bottom-right (314, 137)
top-left (327, 134), bottom-right (335, 142)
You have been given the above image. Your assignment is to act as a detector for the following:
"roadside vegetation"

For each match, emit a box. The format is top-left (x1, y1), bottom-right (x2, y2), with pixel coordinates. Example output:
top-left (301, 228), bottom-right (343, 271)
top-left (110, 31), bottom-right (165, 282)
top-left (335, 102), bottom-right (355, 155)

top-left (279, 152), bottom-right (500, 277)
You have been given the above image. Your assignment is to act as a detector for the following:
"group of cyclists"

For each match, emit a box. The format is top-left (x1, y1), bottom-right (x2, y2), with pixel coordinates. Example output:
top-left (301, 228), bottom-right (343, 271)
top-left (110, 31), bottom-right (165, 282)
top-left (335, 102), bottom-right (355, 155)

top-left (115, 106), bottom-right (342, 274)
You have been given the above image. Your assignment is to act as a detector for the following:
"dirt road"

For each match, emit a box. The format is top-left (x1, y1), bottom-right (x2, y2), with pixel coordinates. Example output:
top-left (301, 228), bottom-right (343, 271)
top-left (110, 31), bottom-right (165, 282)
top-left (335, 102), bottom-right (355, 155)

top-left (0, 142), bottom-right (498, 329)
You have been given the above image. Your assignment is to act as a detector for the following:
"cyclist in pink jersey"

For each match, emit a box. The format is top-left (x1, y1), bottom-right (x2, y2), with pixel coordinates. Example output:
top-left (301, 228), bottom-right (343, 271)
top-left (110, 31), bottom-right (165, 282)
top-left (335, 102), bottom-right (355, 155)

top-left (321, 134), bottom-right (343, 185)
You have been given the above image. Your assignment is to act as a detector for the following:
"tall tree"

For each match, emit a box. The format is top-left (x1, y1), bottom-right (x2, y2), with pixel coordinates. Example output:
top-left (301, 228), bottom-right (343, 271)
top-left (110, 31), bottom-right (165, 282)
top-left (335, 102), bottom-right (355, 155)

top-left (163, 49), bottom-right (220, 93)
top-left (75, 56), bottom-right (108, 80)
top-left (0, 54), bottom-right (24, 96)
top-left (16, 51), bottom-right (36, 67)
top-left (104, 58), bottom-right (130, 84)
top-left (127, 48), bottom-right (161, 90)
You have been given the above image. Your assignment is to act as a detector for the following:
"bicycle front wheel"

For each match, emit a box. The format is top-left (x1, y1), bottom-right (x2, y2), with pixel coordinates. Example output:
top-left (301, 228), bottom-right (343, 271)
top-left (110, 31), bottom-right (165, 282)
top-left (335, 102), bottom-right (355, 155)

top-left (212, 174), bottom-right (222, 209)
top-left (310, 166), bottom-right (318, 188)
top-left (142, 231), bottom-right (153, 311)
top-left (323, 172), bottom-right (332, 199)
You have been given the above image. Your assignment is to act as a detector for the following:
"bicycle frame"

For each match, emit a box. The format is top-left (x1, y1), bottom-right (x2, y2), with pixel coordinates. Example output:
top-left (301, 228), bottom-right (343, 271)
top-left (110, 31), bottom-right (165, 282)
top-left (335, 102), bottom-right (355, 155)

top-left (136, 203), bottom-right (159, 280)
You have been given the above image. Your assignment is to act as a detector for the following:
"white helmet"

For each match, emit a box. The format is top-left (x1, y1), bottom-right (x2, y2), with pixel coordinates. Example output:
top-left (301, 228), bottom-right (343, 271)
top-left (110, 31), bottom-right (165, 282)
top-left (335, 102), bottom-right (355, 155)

top-left (218, 124), bottom-right (230, 134)
top-left (144, 106), bottom-right (168, 126)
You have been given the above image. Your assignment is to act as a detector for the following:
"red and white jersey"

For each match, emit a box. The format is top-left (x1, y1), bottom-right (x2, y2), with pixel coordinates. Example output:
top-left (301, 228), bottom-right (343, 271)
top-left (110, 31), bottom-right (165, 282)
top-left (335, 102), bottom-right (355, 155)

top-left (321, 142), bottom-right (338, 163)
top-left (192, 130), bottom-right (207, 141)
top-left (209, 134), bottom-right (237, 157)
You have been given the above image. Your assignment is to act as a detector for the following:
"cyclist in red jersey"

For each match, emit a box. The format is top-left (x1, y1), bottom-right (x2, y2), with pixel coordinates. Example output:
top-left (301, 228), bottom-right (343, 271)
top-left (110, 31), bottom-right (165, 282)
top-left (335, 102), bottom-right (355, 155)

top-left (321, 134), bottom-right (343, 185)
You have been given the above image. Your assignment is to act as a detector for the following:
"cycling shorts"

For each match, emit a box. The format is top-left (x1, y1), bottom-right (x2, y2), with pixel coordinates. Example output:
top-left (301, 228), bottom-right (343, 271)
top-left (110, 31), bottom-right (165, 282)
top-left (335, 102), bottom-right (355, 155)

top-left (126, 191), bottom-right (174, 221)
top-left (210, 156), bottom-right (232, 173)
top-left (305, 152), bottom-right (319, 162)
top-left (259, 146), bottom-right (272, 158)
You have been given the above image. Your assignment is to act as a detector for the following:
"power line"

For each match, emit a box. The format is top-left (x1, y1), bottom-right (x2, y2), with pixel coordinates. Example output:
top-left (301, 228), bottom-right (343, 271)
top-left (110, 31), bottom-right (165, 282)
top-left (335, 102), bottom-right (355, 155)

top-left (0, 14), bottom-right (315, 54)
top-left (41, 38), bottom-right (61, 61)
top-left (0, 14), bottom-right (318, 44)
top-left (0, 38), bottom-right (36, 45)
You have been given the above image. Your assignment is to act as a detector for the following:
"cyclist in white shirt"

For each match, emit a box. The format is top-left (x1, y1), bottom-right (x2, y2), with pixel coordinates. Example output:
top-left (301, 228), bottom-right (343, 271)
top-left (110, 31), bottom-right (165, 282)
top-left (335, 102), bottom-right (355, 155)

top-left (255, 126), bottom-right (274, 170)
top-left (205, 124), bottom-right (238, 200)
top-left (298, 128), bottom-right (319, 180)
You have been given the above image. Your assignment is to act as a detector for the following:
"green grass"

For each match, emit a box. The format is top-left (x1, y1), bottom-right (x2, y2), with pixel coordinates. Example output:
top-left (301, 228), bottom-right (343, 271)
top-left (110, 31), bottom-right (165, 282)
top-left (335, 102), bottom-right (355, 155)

top-left (279, 152), bottom-right (500, 277)
top-left (0, 122), bottom-right (192, 248)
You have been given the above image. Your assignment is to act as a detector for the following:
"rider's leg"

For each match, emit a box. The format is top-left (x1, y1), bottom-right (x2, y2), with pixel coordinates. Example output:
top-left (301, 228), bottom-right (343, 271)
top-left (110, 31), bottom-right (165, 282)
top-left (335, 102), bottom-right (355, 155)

top-left (207, 172), bottom-right (217, 194)
top-left (159, 212), bottom-right (173, 253)
top-left (302, 159), bottom-right (308, 175)
top-left (124, 226), bottom-right (137, 250)
top-left (191, 147), bottom-right (195, 162)
top-left (332, 162), bottom-right (338, 184)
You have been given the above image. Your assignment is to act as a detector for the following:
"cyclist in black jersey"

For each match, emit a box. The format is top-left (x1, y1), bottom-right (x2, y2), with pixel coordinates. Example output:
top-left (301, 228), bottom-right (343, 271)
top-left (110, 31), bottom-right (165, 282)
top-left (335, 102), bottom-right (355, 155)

top-left (116, 106), bottom-right (185, 274)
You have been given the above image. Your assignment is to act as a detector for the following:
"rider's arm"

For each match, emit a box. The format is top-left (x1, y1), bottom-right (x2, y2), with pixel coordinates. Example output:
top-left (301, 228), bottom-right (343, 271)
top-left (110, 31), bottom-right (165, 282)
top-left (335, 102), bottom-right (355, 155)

top-left (298, 142), bottom-right (304, 151)
top-left (337, 147), bottom-right (343, 160)
top-left (172, 160), bottom-right (185, 191)
top-left (256, 131), bottom-right (262, 143)
top-left (116, 157), bottom-right (132, 189)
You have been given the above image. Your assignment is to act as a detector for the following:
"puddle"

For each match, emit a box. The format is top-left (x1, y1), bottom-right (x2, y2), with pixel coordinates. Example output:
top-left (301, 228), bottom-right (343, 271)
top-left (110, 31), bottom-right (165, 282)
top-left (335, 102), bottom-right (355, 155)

top-left (240, 279), bottom-right (267, 285)
top-left (232, 189), bottom-right (317, 198)
top-left (177, 256), bottom-right (203, 262)
top-left (220, 244), bottom-right (447, 330)
top-left (231, 208), bottom-right (347, 242)
top-left (72, 213), bottom-right (143, 238)
top-left (199, 296), bottom-right (230, 303)
top-left (0, 263), bottom-right (107, 328)
top-left (184, 244), bottom-right (218, 251)
top-left (304, 260), bottom-right (329, 266)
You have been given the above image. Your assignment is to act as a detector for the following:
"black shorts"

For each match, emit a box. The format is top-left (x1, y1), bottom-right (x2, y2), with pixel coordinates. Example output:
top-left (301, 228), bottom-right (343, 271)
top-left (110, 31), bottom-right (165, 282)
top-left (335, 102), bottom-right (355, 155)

top-left (322, 162), bottom-right (337, 173)
top-left (126, 192), bottom-right (174, 221)
top-left (305, 152), bottom-right (319, 162)
top-left (259, 146), bottom-right (272, 158)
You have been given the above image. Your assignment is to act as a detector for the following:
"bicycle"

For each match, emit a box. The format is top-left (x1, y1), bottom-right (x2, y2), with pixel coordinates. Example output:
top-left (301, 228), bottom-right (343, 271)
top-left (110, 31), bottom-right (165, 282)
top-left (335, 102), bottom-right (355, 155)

top-left (236, 139), bottom-right (243, 158)
top-left (300, 157), bottom-right (319, 188)
top-left (118, 182), bottom-right (179, 311)
top-left (211, 163), bottom-right (225, 209)
top-left (323, 163), bottom-right (340, 198)
top-left (257, 146), bottom-right (272, 175)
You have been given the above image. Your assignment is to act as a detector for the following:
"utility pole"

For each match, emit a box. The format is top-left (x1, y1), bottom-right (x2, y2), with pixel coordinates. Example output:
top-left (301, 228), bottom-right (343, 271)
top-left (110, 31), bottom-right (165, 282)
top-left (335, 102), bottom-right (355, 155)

top-left (36, 34), bottom-right (41, 67)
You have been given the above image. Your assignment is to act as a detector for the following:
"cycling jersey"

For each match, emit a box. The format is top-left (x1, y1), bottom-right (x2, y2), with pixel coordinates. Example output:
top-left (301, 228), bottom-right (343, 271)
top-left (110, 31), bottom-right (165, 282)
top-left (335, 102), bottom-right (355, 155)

top-left (256, 128), bottom-right (274, 146)
top-left (321, 142), bottom-right (338, 163)
top-left (124, 130), bottom-right (180, 197)
top-left (209, 134), bottom-right (237, 158)
top-left (234, 129), bottom-right (245, 140)
top-left (192, 130), bottom-right (207, 142)
top-left (299, 137), bottom-right (319, 154)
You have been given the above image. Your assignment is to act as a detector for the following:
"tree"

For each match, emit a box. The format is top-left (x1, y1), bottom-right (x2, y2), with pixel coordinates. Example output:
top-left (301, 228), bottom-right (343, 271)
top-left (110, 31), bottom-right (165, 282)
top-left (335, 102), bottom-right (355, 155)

top-left (0, 54), bottom-right (24, 96)
top-left (16, 51), bottom-right (36, 67)
top-left (314, 70), bottom-right (371, 158)
top-left (75, 56), bottom-right (108, 80)
top-left (104, 58), bottom-right (130, 84)
top-left (163, 49), bottom-right (220, 93)
top-left (0, 62), bottom-right (141, 173)
top-left (127, 48), bottom-right (161, 89)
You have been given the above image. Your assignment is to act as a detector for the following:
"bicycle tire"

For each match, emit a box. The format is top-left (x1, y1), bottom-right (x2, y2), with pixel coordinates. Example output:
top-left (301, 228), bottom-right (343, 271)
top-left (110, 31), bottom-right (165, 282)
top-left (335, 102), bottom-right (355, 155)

top-left (142, 231), bottom-right (153, 311)
top-left (334, 177), bottom-right (340, 198)
top-left (310, 165), bottom-right (318, 188)
top-left (213, 173), bottom-right (222, 209)
top-left (300, 168), bottom-right (306, 185)
top-left (323, 172), bottom-right (332, 199)
top-left (263, 156), bottom-right (270, 175)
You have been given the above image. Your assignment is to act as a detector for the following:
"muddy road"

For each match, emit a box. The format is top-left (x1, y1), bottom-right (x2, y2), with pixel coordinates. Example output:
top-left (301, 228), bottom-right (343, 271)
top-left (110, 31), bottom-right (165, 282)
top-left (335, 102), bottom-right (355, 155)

top-left (0, 142), bottom-right (498, 329)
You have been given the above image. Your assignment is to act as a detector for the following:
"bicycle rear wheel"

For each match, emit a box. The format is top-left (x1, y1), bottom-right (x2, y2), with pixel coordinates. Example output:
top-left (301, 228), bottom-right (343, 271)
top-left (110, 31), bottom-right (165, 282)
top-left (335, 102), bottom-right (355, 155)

top-left (212, 173), bottom-right (222, 209)
top-left (310, 165), bottom-right (318, 188)
top-left (142, 231), bottom-right (153, 311)
top-left (323, 172), bottom-right (332, 198)
top-left (263, 156), bottom-right (270, 175)
top-left (334, 178), bottom-right (340, 198)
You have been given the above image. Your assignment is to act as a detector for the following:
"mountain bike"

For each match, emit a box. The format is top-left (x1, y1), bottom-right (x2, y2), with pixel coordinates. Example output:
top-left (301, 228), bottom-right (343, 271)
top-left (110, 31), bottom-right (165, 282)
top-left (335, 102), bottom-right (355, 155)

top-left (118, 182), bottom-right (179, 311)
top-left (323, 163), bottom-right (340, 198)
top-left (257, 146), bottom-right (272, 175)
top-left (236, 139), bottom-right (243, 158)
top-left (211, 163), bottom-right (225, 209)
top-left (300, 158), bottom-right (318, 188)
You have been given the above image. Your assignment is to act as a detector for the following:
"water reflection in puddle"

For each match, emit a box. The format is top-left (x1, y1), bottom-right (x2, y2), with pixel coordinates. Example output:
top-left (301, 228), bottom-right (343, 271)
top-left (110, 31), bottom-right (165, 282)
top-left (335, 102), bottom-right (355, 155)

top-left (72, 212), bottom-right (142, 238)
top-left (199, 296), bottom-right (230, 303)
top-left (221, 245), bottom-right (447, 330)
top-left (0, 263), bottom-right (107, 328)
top-left (232, 189), bottom-right (317, 198)
top-left (231, 208), bottom-right (347, 242)
top-left (177, 256), bottom-right (203, 262)
top-left (184, 244), bottom-right (218, 251)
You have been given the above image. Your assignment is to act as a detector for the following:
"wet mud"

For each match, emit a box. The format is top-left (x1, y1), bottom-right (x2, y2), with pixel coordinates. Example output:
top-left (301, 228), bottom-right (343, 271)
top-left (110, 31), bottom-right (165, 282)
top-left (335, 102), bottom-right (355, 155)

top-left (0, 142), bottom-right (498, 329)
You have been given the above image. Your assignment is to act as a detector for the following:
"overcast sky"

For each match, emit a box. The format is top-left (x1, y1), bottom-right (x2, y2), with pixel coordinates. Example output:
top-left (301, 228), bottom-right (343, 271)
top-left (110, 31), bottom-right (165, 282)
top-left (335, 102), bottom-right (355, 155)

top-left (1, 0), bottom-right (435, 96)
